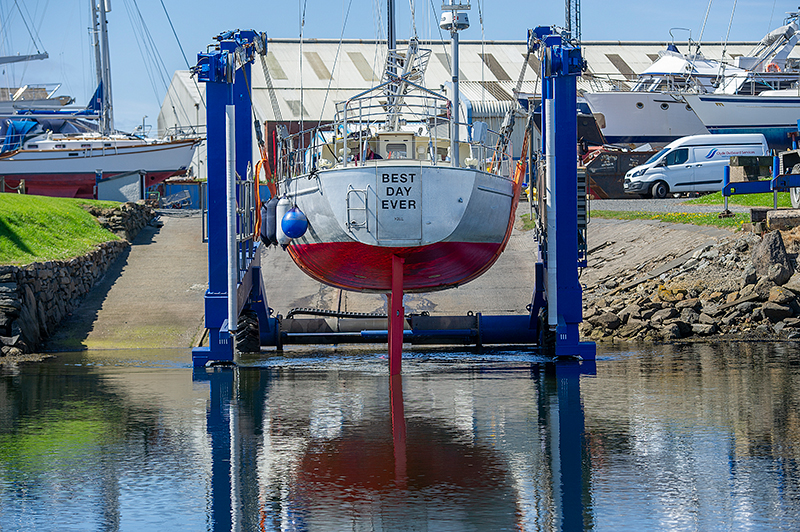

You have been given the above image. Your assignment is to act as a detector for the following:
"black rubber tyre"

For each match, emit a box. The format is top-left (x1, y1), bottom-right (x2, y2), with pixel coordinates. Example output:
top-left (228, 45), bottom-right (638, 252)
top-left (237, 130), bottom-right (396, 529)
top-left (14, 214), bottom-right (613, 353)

top-left (651, 181), bottom-right (669, 199)
top-left (790, 164), bottom-right (800, 208)
top-left (538, 307), bottom-right (556, 353)
top-left (236, 310), bottom-right (261, 354)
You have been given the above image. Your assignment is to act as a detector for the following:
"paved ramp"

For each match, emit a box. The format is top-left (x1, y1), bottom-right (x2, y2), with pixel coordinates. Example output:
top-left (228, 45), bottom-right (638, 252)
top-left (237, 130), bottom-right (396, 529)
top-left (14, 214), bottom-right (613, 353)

top-left (44, 207), bottom-right (549, 352)
top-left (45, 212), bottom-right (208, 351)
top-left (259, 213), bottom-right (539, 319)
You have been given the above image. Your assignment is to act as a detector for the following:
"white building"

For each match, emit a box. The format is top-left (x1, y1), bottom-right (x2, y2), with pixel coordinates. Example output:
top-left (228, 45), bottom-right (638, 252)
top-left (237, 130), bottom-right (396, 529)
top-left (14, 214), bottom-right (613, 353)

top-left (158, 39), bottom-right (772, 180)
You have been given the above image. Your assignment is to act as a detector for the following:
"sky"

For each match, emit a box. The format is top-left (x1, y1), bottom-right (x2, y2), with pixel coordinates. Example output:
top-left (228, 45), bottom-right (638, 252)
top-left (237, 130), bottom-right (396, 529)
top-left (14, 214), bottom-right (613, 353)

top-left (1, 0), bottom-right (795, 134)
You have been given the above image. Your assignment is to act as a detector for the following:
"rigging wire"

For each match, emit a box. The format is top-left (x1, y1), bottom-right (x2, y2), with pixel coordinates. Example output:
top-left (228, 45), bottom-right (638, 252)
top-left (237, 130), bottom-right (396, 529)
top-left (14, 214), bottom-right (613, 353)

top-left (767, 0), bottom-right (777, 37)
top-left (478, 0), bottom-right (485, 105)
top-left (371, 0), bottom-right (383, 83)
top-left (159, 0), bottom-right (205, 109)
top-left (409, 0), bottom-right (418, 40)
top-left (427, 0), bottom-right (450, 70)
top-left (315, 0), bottom-right (355, 130)
top-left (697, 0), bottom-right (713, 45)
top-left (13, 0), bottom-right (45, 53)
top-left (721, 0), bottom-right (738, 60)
top-left (123, 0), bottom-right (194, 133)
top-left (299, 0), bottom-right (307, 152)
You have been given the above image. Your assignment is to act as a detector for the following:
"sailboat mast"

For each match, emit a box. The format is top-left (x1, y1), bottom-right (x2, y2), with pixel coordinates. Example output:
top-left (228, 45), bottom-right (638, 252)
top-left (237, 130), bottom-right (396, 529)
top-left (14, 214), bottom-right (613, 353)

top-left (90, 0), bottom-right (103, 123)
top-left (97, 0), bottom-right (114, 133)
top-left (387, 0), bottom-right (396, 51)
top-left (440, 2), bottom-right (469, 167)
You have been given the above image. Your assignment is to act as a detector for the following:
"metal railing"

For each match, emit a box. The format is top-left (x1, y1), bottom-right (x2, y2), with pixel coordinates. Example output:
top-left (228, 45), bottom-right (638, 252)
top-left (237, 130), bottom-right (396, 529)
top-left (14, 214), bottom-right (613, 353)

top-left (200, 175), bottom-right (261, 278)
top-left (274, 78), bottom-right (515, 181)
top-left (0, 177), bottom-right (25, 193)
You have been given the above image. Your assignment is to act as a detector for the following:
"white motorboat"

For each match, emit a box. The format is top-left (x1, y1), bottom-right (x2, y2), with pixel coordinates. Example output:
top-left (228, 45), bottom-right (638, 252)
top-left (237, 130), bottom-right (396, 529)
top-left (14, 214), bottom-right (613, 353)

top-left (585, 13), bottom-right (800, 146)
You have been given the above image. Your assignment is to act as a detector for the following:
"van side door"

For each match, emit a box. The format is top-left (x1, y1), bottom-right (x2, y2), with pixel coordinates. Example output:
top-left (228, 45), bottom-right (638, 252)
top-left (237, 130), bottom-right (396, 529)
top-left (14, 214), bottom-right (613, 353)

top-left (691, 147), bottom-right (726, 192)
top-left (662, 148), bottom-right (693, 193)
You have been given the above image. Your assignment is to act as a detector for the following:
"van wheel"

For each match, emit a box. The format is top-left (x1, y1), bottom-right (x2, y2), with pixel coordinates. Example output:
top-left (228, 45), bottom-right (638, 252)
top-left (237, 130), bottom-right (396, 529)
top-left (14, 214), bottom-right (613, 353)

top-left (651, 181), bottom-right (669, 199)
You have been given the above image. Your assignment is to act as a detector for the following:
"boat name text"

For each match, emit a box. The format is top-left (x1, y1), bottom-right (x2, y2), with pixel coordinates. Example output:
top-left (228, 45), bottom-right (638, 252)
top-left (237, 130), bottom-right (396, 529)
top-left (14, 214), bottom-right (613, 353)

top-left (381, 174), bottom-right (418, 210)
top-left (382, 173), bottom-right (415, 183)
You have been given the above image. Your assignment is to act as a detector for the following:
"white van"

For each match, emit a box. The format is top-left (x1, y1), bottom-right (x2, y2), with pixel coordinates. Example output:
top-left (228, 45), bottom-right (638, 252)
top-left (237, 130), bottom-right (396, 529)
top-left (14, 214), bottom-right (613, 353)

top-left (623, 134), bottom-right (769, 198)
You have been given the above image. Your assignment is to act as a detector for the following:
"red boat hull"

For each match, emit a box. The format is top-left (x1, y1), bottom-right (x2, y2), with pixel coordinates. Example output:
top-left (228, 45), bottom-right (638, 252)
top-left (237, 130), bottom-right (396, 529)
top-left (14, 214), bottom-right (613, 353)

top-left (287, 240), bottom-right (507, 293)
top-left (0, 170), bottom-right (178, 199)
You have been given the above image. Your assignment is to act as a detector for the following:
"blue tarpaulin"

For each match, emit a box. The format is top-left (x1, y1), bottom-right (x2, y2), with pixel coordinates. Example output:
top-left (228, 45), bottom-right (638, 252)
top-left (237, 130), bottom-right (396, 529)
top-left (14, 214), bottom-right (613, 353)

top-left (1, 119), bottom-right (37, 153)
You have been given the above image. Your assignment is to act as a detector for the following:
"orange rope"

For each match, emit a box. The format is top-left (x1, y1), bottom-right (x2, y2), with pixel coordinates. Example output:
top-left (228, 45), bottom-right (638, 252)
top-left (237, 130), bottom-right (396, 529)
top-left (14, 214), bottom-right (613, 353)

top-left (253, 143), bottom-right (276, 242)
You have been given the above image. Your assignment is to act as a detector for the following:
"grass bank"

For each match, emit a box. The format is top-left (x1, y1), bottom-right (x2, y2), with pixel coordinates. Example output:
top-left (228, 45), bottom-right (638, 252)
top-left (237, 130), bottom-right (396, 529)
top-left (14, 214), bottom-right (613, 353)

top-left (590, 210), bottom-right (748, 230)
top-left (684, 190), bottom-right (792, 208)
top-left (0, 195), bottom-right (120, 265)
top-left (521, 209), bottom-right (748, 231)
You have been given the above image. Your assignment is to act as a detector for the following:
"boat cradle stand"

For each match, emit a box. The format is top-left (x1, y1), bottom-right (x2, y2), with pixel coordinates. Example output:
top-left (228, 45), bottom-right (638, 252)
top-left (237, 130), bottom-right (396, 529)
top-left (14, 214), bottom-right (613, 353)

top-left (191, 28), bottom-right (595, 369)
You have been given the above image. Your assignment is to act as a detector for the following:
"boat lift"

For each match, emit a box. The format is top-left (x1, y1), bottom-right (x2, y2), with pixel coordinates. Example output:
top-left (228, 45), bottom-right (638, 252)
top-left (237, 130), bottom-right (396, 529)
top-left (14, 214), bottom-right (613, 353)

top-left (191, 27), bottom-right (595, 368)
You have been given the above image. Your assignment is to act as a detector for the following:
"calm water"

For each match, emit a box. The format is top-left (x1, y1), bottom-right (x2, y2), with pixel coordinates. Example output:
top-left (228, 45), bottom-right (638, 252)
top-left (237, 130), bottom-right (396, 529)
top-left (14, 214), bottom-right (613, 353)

top-left (1, 343), bottom-right (800, 531)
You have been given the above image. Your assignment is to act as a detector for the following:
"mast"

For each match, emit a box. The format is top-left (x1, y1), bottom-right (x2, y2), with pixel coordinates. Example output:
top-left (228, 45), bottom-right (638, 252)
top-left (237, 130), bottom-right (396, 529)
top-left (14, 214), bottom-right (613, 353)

top-left (387, 0), bottom-right (396, 52)
top-left (440, 2), bottom-right (469, 168)
top-left (90, 1), bottom-right (103, 98)
top-left (97, 0), bottom-right (114, 133)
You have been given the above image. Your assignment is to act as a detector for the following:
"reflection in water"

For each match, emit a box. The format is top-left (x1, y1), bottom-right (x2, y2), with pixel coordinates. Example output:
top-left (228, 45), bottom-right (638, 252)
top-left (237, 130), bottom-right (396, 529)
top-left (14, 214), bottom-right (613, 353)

top-left (196, 360), bottom-right (594, 531)
top-left (1, 344), bottom-right (800, 530)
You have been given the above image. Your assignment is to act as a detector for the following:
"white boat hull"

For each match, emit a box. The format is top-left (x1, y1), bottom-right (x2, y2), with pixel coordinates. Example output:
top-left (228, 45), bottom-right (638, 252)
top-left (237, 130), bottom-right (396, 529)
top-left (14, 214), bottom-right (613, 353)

top-left (683, 94), bottom-right (800, 149)
top-left (284, 161), bottom-right (520, 292)
top-left (0, 138), bottom-right (199, 198)
top-left (584, 91), bottom-right (708, 144)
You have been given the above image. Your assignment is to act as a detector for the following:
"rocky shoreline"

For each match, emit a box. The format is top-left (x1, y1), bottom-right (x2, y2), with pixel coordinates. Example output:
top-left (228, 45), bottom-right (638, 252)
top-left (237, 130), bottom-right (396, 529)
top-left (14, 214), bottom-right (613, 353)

top-left (0, 201), bottom-right (155, 358)
top-left (581, 227), bottom-right (800, 343)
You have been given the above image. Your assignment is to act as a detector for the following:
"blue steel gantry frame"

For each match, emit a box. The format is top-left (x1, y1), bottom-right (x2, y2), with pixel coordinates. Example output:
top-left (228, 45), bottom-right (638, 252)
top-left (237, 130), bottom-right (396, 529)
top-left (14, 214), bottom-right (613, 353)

top-left (192, 27), bottom-right (595, 367)
top-left (191, 30), bottom-right (274, 367)
top-left (530, 27), bottom-right (596, 360)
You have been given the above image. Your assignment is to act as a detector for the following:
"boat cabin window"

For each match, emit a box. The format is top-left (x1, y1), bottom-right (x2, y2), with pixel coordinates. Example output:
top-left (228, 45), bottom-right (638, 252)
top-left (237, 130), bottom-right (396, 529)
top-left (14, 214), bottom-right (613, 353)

top-left (385, 143), bottom-right (408, 159)
top-left (664, 148), bottom-right (689, 166)
top-left (81, 143), bottom-right (91, 148)
top-left (104, 143), bottom-right (112, 147)
top-left (54, 144), bottom-right (66, 149)
top-left (26, 144), bottom-right (37, 149)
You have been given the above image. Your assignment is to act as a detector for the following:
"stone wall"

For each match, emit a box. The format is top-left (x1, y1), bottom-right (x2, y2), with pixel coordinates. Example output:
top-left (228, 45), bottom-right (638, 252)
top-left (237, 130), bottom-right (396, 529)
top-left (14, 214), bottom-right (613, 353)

top-left (0, 202), bottom-right (155, 356)
top-left (581, 230), bottom-right (800, 342)
top-left (86, 201), bottom-right (157, 241)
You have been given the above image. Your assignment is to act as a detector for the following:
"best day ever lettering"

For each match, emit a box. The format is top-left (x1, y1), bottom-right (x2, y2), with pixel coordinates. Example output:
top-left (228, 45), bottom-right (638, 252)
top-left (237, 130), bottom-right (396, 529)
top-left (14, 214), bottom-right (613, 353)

top-left (381, 173), bottom-right (417, 210)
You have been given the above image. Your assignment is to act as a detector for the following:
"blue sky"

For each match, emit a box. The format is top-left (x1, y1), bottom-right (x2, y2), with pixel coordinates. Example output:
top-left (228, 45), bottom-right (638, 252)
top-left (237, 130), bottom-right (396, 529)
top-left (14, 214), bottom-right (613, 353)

top-left (2, 0), bottom-right (794, 133)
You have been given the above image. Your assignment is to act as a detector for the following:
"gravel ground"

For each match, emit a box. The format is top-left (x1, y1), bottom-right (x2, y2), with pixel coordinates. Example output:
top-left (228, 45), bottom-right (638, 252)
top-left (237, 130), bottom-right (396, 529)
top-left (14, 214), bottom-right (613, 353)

top-left (591, 197), bottom-right (751, 214)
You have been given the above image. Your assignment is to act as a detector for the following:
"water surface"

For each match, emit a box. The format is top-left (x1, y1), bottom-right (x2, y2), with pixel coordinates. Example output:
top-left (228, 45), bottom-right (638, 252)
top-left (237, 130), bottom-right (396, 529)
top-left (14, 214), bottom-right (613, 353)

top-left (1, 343), bottom-right (799, 531)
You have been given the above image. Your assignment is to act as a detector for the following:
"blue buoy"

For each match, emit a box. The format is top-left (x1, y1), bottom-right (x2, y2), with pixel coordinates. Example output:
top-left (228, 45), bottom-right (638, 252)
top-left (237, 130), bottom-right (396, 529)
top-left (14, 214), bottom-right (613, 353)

top-left (281, 206), bottom-right (308, 239)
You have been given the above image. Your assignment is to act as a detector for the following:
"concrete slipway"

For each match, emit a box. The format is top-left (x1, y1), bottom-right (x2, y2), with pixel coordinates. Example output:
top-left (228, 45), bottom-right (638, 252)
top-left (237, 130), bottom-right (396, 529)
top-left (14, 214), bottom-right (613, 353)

top-left (42, 208), bottom-right (736, 355)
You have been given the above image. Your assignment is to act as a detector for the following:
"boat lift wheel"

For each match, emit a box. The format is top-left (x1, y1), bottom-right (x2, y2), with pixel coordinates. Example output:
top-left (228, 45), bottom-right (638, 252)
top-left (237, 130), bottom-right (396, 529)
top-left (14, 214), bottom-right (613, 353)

top-left (538, 307), bottom-right (556, 352)
top-left (236, 309), bottom-right (261, 354)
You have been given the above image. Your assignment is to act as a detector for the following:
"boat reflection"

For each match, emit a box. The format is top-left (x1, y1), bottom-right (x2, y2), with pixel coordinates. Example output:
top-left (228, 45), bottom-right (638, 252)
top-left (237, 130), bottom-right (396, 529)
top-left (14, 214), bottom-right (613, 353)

top-left (195, 360), bottom-right (595, 531)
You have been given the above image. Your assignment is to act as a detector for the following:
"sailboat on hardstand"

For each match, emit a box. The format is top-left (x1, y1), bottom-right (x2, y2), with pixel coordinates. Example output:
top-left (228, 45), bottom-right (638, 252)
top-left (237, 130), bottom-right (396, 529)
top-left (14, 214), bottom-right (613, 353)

top-left (267, 2), bottom-right (525, 294)
top-left (0, 0), bottom-right (199, 199)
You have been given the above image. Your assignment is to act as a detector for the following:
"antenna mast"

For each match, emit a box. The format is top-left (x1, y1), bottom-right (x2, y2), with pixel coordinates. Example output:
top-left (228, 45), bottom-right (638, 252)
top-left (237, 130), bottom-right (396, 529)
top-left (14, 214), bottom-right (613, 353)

top-left (566, 0), bottom-right (581, 42)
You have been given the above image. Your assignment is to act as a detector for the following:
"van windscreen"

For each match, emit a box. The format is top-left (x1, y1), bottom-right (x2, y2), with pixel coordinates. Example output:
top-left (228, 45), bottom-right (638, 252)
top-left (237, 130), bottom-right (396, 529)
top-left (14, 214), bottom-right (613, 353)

top-left (645, 147), bottom-right (669, 165)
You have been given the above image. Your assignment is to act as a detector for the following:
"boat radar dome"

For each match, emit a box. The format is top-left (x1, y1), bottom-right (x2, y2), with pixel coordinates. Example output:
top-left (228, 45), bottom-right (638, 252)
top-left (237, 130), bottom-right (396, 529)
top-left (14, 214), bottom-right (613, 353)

top-left (281, 206), bottom-right (308, 239)
top-left (440, 11), bottom-right (469, 31)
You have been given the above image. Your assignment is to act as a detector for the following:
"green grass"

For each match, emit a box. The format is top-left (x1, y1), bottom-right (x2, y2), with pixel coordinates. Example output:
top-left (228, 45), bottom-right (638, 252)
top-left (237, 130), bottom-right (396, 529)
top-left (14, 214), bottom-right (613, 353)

top-left (0, 194), bottom-right (121, 265)
top-left (685, 190), bottom-right (792, 208)
top-left (591, 209), bottom-right (749, 230)
top-left (520, 213), bottom-right (536, 231)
